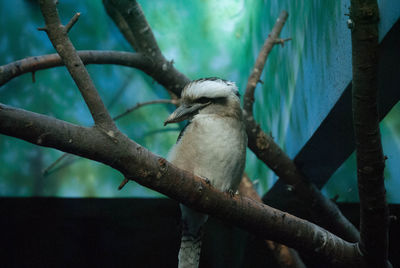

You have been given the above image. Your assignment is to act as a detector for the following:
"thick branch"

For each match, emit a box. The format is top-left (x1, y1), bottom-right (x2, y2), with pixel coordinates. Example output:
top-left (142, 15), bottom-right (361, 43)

top-left (242, 12), bottom-right (360, 243)
top-left (238, 175), bottom-right (306, 268)
top-left (0, 102), bottom-right (361, 266)
top-left (39, 0), bottom-right (115, 129)
top-left (350, 1), bottom-right (389, 267)
top-left (246, 118), bottom-right (360, 243)
top-left (0, 51), bottom-right (150, 86)
top-left (102, 0), bottom-right (139, 51)
top-left (103, 0), bottom-right (190, 96)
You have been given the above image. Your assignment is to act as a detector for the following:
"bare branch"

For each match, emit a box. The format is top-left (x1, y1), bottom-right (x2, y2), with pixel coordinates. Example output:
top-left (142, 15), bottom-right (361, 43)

top-left (245, 119), bottom-right (360, 243)
top-left (238, 175), bottom-right (306, 268)
top-left (103, 0), bottom-right (142, 52)
top-left (350, 0), bottom-right (390, 267)
top-left (243, 11), bottom-right (289, 114)
top-left (65, 12), bottom-right (80, 33)
top-left (0, 102), bottom-right (363, 266)
top-left (0, 51), bottom-right (150, 86)
top-left (39, 0), bottom-right (115, 129)
top-left (42, 98), bottom-right (179, 176)
top-left (275, 37), bottom-right (292, 47)
top-left (42, 153), bottom-right (69, 176)
top-left (103, 0), bottom-right (190, 96)
top-left (113, 99), bottom-right (179, 121)
top-left (241, 11), bottom-right (360, 243)
top-left (118, 178), bottom-right (129, 190)
top-left (104, 0), bottom-right (163, 58)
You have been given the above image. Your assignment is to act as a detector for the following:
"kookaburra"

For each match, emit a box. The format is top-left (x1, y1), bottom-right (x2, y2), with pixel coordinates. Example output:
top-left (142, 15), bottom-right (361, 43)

top-left (164, 78), bottom-right (247, 268)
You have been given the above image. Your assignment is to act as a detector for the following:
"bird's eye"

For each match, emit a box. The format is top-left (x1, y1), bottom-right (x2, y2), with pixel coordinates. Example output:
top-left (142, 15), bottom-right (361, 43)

top-left (197, 97), bottom-right (211, 104)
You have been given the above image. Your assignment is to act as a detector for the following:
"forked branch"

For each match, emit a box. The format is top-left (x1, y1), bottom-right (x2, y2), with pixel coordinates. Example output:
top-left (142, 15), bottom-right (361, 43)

top-left (39, 0), bottom-right (115, 129)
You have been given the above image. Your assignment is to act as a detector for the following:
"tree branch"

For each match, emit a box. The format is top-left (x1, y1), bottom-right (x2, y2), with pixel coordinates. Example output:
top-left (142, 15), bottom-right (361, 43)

top-left (243, 11), bottom-right (289, 114)
top-left (238, 175), bottom-right (306, 268)
top-left (102, 0), bottom-right (139, 51)
top-left (242, 11), bottom-right (360, 243)
top-left (350, 1), bottom-right (389, 267)
top-left (113, 99), bottom-right (179, 121)
top-left (42, 98), bottom-right (180, 177)
top-left (103, 0), bottom-right (190, 96)
top-left (0, 51), bottom-right (151, 86)
top-left (39, 0), bottom-right (115, 129)
top-left (65, 12), bottom-right (80, 33)
top-left (0, 102), bottom-right (362, 266)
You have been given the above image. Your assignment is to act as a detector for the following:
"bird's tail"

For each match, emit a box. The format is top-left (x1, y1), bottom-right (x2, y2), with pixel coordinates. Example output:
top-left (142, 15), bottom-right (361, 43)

top-left (178, 205), bottom-right (208, 268)
top-left (178, 231), bottom-right (203, 268)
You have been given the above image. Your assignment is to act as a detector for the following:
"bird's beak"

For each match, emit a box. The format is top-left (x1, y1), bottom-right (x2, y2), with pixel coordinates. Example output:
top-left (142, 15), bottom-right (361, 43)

top-left (164, 102), bottom-right (211, 126)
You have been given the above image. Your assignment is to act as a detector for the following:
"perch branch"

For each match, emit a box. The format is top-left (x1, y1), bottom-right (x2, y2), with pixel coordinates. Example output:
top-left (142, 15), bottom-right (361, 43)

top-left (42, 98), bottom-right (180, 176)
top-left (238, 175), bottom-right (306, 268)
top-left (350, 0), bottom-right (390, 267)
top-left (0, 102), bottom-right (362, 266)
top-left (39, 0), bottom-right (115, 129)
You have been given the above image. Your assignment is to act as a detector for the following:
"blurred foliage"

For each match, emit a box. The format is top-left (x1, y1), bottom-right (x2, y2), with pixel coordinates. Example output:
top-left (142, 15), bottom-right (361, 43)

top-left (0, 0), bottom-right (399, 202)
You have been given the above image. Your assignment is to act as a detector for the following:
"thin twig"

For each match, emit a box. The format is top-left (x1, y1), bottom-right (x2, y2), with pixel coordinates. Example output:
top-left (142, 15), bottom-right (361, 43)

top-left (65, 12), bottom-right (81, 33)
top-left (118, 178), bottom-right (129, 190)
top-left (37, 26), bottom-right (47, 32)
top-left (275, 37), bottom-right (292, 47)
top-left (243, 10), bottom-right (289, 114)
top-left (113, 99), bottom-right (179, 121)
top-left (42, 153), bottom-right (69, 176)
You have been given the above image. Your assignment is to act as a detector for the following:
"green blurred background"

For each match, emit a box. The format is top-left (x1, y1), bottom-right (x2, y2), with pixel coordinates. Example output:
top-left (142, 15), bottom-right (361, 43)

top-left (0, 0), bottom-right (399, 203)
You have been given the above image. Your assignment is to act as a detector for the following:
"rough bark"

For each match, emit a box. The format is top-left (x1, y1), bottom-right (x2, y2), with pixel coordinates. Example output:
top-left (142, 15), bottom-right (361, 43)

top-left (350, 0), bottom-right (390, 267)
top-left (239, 175), bottom-right (306, 268)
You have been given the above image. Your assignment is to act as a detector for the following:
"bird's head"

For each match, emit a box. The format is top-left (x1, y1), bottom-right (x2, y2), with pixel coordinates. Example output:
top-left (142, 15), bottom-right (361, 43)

top-left (164, 78), bottom-right (241, 126)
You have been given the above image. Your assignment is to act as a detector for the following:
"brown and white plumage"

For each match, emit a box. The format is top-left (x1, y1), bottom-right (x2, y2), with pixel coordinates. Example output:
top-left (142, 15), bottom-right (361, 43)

top-left (164, 78), bottom-right (247, 268)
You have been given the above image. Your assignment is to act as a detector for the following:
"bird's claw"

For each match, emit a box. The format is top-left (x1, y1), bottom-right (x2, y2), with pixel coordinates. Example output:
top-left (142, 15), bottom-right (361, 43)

top-left (227, 189), bottom-right (235, 198)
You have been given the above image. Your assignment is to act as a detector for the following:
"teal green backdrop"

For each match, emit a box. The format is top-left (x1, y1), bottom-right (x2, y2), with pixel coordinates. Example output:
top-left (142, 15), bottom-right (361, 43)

top-left (0, 0), bottom-right (399, 202)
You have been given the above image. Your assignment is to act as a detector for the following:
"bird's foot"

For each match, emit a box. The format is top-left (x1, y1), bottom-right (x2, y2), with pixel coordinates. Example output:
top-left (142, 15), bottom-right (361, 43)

top-left (199, 176), bottom-right (211, 185)
top-left (226, 189), bottom-right (235, 198)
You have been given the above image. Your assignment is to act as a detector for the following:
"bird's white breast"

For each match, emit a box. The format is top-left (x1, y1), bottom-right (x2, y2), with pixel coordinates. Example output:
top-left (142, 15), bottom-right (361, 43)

top-left (168, 114), bottom-right (247, 192)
